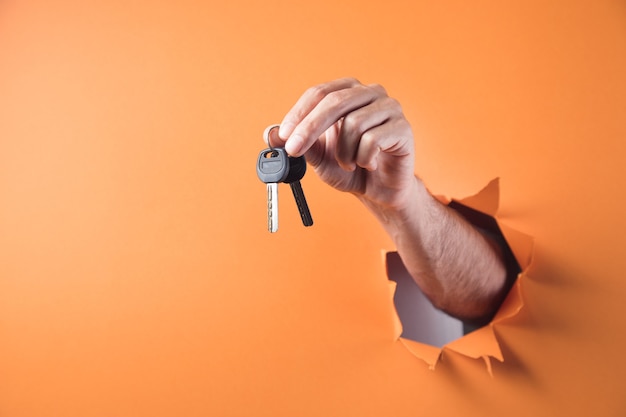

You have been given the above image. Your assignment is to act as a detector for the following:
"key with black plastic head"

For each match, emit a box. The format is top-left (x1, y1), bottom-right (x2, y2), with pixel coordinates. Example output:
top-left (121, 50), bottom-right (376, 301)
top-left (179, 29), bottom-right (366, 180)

top-left (282, 153), bottom-right (313, 228)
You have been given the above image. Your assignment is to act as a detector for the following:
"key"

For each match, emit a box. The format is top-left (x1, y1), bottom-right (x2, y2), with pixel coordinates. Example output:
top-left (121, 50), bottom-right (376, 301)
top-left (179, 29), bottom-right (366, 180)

top-left (256, 146), bottom-right (314, 232)
top-left (282, 154), bottom-right (314, 227)
top-left (256, 147), bottom-right (289, 233)
top-left (257, 123), bottom-right (313, 232)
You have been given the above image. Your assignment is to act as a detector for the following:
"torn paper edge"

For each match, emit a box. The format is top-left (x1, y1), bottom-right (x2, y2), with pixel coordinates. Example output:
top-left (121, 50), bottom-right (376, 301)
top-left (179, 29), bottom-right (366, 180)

top-left (386, 178), bottom-right (535, 375)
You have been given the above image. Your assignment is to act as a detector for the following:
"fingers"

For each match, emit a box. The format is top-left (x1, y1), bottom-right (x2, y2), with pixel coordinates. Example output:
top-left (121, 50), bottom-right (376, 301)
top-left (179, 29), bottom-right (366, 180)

top-left (279, 78), bottom-right (384, 156)
top-left (272, 78), bottom-right (413, 174)
top-left (335, 95), bottom-right (402, 171)
top-left (354, 117), bottom-right (413, 171)
top-left (279, 77), bottom-right (361, 138)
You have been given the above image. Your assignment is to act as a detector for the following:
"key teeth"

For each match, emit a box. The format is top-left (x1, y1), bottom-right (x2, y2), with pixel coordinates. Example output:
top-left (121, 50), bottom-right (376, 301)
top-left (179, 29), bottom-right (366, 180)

top-left (267, 183), bottom-right (278, 233)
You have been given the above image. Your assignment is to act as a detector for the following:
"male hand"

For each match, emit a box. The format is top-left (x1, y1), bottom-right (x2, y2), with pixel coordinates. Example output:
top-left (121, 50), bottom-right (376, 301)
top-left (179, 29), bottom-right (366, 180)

top-left (266, 78), bottom-right (416, 211)
top-left (266, 78), bottom-right (509, 322)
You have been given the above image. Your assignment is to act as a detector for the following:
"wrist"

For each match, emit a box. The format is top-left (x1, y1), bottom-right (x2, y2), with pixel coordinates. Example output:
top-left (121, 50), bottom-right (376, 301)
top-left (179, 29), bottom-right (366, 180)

top-left (356, 176), bottom-right (426, 234)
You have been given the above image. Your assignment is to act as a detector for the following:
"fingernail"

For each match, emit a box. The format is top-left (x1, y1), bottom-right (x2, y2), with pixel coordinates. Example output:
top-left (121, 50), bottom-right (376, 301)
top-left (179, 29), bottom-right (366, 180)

top-left (285, 134), bottom-right (304, 156)
top-left (279, 122), bottom-right (295, 139)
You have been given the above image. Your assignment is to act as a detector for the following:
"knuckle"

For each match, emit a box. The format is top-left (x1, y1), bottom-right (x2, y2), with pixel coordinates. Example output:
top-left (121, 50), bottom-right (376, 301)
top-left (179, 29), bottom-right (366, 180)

top-left (342, 76), bottom-right (361, 86)
top-left (323, 90), bottom-right (347, 108)
top-left (360, 129), bottom-right (377, 146)
top-left (382, 96), bottom-right (402, 112)
top-left (391, 118), bottom-right (414, 144)
top-left (342, 112), bottom-right (364, 133)
top-left (306, 84), bottom-right (329, 103)
top-left (368, 83), bottom-right (388, 96)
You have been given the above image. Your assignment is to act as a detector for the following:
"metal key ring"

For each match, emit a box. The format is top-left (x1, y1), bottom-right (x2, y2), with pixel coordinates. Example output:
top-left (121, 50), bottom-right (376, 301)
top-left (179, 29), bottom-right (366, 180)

top-left (263, 124), bottom-right (281, 150)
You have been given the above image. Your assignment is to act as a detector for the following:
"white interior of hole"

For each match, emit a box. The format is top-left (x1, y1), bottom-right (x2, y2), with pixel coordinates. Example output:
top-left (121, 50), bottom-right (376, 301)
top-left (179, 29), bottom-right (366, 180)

top-left (387, 252), bottom-right (464, 348)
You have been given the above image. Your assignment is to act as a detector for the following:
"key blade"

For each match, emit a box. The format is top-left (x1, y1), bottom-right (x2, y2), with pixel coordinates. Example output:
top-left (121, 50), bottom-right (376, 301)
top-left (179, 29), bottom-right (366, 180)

top-left (290, 181), bottom-right (313, 227)
top-left (267, 183), bottom-right (279, 233)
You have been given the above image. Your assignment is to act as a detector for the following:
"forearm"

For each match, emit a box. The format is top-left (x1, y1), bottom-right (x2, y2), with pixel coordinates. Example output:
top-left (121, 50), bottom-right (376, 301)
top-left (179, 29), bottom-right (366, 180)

top-left (358, 177), bottom-right (508, 323)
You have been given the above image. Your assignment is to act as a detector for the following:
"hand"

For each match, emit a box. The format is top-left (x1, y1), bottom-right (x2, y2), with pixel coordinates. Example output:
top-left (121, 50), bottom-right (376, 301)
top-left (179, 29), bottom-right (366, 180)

top-left (266, 78), bottom-right (509, 321)
top-left (266, 78), bottom-right (416, 210)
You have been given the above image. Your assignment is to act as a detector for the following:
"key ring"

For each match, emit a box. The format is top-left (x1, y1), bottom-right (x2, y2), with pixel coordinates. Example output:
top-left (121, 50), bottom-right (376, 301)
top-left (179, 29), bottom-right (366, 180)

top-left (263, 124), bottom-right (281, 150)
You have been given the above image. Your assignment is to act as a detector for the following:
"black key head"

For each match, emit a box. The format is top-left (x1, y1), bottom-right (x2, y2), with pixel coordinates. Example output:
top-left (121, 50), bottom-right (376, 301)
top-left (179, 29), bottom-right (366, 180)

top-left (284, 154), bottom-right (307, 183)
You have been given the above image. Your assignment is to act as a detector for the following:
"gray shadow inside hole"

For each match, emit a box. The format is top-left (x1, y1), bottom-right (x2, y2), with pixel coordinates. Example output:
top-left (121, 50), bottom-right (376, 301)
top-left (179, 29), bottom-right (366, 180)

top-left (387, 252), bottom-right (464, 348)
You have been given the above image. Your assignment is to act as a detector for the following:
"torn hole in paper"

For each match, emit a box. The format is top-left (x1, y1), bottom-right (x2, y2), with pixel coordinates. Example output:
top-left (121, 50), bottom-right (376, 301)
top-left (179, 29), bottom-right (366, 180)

top-left (386, 178), bottom-right (534, 374)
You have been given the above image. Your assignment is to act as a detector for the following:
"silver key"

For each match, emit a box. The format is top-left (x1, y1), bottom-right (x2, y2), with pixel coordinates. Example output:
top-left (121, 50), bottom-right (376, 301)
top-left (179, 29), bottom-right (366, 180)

top-left (267, 182), bottom-right (278, 232)
top-left (256, 147), bottom-right (289, 233)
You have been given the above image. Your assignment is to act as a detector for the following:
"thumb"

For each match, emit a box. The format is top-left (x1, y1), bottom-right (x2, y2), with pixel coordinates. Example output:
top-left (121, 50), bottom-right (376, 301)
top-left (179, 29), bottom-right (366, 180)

top-left (263, 124), bottom-right (285, 148)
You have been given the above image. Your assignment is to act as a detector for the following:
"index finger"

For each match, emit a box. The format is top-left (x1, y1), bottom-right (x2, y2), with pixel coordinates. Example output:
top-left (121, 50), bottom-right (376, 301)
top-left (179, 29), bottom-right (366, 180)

top-left (278, 78), bottom-right (362, 140)
top-left (282, 82), bottom-right (385, 156)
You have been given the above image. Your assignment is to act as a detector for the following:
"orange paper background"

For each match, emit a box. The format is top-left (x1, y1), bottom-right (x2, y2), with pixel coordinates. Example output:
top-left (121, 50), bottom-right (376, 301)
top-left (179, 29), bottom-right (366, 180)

top-left (1, 1), bottom-right (625, 416)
